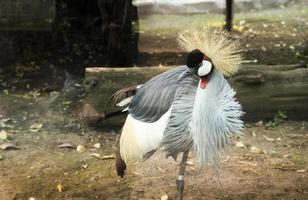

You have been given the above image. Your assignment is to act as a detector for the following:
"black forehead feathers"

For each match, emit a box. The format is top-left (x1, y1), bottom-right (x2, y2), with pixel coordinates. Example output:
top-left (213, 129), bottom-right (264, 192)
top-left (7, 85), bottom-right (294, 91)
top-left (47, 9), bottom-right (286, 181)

top-left (186, 49), bottom-right (204, 68)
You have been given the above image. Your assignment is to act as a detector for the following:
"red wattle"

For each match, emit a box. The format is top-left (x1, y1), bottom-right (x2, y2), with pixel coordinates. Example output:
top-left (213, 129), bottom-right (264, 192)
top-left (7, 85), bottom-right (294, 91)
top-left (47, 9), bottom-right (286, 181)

top-left (200, 79), bottom-right (208, 89)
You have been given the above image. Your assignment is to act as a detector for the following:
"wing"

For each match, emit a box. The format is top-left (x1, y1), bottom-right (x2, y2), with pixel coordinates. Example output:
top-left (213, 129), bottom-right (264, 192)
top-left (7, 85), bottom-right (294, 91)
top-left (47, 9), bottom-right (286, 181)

top-left (160, 74), bottom-right (198, 157)
top-left (128, 66), bottom-right (195, 122)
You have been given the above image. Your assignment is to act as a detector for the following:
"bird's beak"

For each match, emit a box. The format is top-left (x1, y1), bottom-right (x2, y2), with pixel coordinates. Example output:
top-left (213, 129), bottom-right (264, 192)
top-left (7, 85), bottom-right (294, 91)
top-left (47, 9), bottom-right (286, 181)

top-left (200, 76), bottom-right (208, 89)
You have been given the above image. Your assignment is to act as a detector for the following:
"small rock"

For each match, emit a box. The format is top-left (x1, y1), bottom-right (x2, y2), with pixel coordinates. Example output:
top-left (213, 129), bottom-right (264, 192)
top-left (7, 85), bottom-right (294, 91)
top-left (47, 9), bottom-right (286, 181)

top-left (76, 144), bottom-right (86, 152)
top-left (28, 197), bottom-right (36, 200)
top-left (161, 194), bottom-right (169, 200)
top-left (0, 155), bottom-right (4, 160)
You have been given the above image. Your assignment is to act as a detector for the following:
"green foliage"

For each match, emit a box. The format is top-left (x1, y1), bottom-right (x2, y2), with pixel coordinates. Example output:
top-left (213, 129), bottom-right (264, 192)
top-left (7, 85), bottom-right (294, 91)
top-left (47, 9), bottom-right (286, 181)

top-left (266, 110), bottom-right (288, 127)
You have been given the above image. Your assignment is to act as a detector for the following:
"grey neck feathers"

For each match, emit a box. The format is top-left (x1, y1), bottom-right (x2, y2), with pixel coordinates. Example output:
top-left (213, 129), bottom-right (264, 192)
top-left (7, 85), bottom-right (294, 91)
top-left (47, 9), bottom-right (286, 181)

top-left (191, 69), bottom-right (244, 171)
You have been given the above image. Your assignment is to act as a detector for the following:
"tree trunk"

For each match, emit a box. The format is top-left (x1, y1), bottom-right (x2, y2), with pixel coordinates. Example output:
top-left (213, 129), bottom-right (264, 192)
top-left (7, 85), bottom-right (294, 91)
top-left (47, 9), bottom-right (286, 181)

top-left (98, 0), bottom-right (138, 67)
top-left (85, 64), bottom-right (308, 122)
top-left (225, 0), bottom-right (233, 31)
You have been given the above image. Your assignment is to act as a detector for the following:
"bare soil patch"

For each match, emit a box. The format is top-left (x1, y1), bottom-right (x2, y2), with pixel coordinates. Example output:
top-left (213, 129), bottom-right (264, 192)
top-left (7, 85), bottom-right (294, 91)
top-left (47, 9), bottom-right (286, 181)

top-left (0, 94), bottom-right (307, 200)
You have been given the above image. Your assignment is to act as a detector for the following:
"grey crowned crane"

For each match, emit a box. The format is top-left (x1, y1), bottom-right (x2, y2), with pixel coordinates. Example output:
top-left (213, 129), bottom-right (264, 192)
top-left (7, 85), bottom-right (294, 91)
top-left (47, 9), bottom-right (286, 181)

top-left (114, 26), bottom-right (244, 199)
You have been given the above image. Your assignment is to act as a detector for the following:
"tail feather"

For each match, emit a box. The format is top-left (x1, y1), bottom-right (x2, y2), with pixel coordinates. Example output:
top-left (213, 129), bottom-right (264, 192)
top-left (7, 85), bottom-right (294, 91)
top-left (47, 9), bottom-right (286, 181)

top-left (116, 149), bottom-right (126, 178)
top-left (111, 85), bottom-right (142, 108)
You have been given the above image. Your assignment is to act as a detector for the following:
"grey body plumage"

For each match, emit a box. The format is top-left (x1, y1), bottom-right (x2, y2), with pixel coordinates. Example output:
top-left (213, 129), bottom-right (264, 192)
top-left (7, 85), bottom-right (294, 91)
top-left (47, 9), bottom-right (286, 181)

top-left (126, 66), bottom-right (243, 169)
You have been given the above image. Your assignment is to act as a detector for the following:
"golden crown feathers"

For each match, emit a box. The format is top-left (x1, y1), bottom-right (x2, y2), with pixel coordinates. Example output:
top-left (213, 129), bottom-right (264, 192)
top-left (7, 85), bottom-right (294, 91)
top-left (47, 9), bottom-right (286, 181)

top-left (177, 26), bottom-right (243, 76)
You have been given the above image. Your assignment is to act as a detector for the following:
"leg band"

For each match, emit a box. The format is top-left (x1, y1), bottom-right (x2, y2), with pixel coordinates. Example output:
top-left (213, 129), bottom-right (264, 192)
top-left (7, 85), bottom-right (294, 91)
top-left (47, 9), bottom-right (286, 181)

top-left (177, 175), bottom-right (184, 181)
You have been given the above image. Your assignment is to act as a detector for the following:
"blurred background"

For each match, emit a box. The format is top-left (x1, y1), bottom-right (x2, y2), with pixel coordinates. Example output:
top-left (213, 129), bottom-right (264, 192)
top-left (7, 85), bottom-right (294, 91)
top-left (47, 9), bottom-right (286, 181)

top-left (0, 1), bottom-right (307, 199)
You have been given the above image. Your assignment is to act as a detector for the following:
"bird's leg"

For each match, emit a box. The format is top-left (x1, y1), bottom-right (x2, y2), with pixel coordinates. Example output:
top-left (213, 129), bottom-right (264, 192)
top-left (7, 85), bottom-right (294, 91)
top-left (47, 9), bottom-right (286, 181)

top-left (176, 149), bottom-right (189, 200)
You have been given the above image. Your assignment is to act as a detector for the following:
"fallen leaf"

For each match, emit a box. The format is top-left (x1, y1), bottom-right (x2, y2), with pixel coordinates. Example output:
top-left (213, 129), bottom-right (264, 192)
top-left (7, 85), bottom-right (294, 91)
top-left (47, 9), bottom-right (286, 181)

top-left (90, 153), bottom-right (102, 159)
top-left (132, 171), bottom-right (143, 176)
top-left (0, 118), bottom-right (14, 128)
top-left (76, 144), bottom-right (86, 152)
top-left (30, 123), bottom-right (43, 132)
top-left (156, 166), bottom-right (166, 172)
top-left (161, 194), bottom-right (169, 200)
top-left (102, 155), bottom-right (115, 160)
top-left (93, 143), bottom-right (101, 149)
top-left (251, 131), bottom-right (256, 137)
top-left (62, 101), bottom-right (71, 105)
top-left (263, 135), bottom-right (275, 142)
top-left (242, 167), bottom-right (258, 174)
top-left (250, 146), bottom-right (262, 154)
top-left (0, 118), bottom-right (10, 123)
top-left (57, 183), bottom-right (63, 192)
top-left (296, 168), bottom-right (307, 173)
top-left (235, 141), bottom-right (246, 148)
top-left (274, 166), bottom-right (296, 171)
top-left (58, 143), bottom-right (75, 149)
top-left (90, 153), bottom-right (115, 160)
top-left (239, 20), bottom-right (246, 25)
top-left (81, 164), bottom-right (88, 169)
top-left (0, 143), bottom-right (21, 150)
top-left (238, 161), bottom-right (257, 167)
top-left (296, 188), bottom-right (305, 194)
top-left (223, 156), bottom-right (230, 163)
top-left (255, 121), bottom-right (263, 127)
top-left (0, 130), bottom-right (8, 140)
top-left (186, 160), bottom-right (194, 166)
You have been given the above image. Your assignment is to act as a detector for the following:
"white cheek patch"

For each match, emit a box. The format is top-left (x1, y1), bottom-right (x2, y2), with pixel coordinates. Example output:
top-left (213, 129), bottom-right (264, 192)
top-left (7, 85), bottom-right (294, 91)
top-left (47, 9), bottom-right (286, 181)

top-left (197, 60), bottom-right (212, 76)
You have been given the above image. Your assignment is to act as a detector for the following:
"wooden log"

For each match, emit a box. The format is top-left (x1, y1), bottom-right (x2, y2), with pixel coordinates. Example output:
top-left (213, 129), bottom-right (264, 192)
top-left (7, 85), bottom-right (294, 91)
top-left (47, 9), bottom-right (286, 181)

top-left (85, 64), bottom-right (308, 122)
top-left (230, 64), bottom-right (308, 121)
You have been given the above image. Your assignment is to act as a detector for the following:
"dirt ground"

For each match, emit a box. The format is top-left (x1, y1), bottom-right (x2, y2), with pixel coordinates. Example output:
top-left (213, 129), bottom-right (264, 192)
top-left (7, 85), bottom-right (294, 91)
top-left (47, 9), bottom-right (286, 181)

top-left (0, 93), bottom-right (307, 200)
